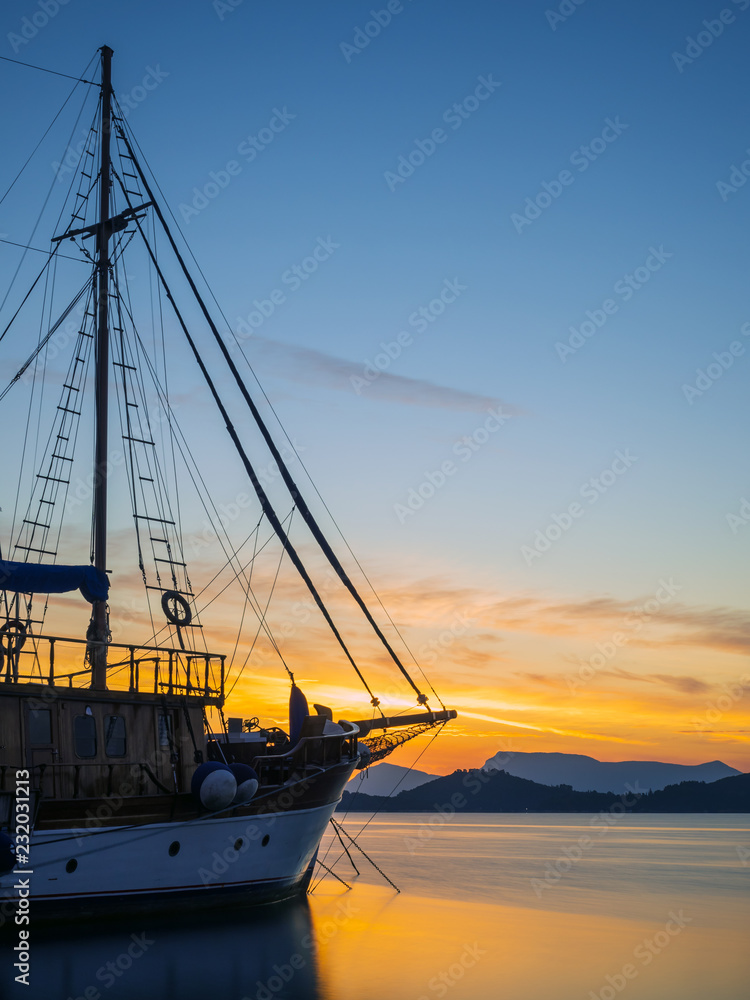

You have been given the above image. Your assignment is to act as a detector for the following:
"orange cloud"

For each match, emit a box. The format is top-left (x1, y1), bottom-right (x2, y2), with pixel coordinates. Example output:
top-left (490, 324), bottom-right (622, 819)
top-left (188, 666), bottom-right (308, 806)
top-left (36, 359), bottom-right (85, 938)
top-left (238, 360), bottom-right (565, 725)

top-left (35, 539), bottom-right (750, 774)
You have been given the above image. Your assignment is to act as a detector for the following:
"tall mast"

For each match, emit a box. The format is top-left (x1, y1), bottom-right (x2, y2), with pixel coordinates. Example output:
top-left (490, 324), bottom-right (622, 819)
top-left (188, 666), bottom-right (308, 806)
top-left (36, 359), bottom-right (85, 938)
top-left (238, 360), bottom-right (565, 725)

top-left (90, 45), bottom-right (113, 689)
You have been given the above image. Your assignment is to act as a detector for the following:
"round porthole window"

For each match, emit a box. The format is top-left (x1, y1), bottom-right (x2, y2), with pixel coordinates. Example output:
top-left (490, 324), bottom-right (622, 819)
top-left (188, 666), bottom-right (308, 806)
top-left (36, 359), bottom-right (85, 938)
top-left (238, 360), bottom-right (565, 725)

top-left (234, 838), bottom-right (243, 851)
top-left (168, 841), bottom-right (180, 857)
top-left (261, 834), bottom-right (270, 847)
top-left (65, 859), bottom-right (78, 873)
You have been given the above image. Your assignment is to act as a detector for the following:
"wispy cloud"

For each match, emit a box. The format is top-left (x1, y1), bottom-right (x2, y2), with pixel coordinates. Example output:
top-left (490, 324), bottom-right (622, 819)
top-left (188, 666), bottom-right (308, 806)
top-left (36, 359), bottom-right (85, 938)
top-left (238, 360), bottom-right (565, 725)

top-left (244, 335), bottom-right (519, 413)
top-left (373, 577), bottom-right (750, 658)
top-left (555, 667), bottom-right (713, 696)
top-left (649, 673), bottom-right (713, 695)
top-left (457, 711), bottom-right (650, 744)
top-left (474, 594), bottom-right (750, 656)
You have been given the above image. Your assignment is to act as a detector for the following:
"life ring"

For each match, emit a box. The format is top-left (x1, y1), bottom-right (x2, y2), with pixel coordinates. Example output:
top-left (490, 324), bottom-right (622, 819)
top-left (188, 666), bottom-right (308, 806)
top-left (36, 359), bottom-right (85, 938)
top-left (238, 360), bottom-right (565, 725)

top-left (161, 591), bottom-right (192, 627)
top-left (0, 619), bottom-right (28, 654)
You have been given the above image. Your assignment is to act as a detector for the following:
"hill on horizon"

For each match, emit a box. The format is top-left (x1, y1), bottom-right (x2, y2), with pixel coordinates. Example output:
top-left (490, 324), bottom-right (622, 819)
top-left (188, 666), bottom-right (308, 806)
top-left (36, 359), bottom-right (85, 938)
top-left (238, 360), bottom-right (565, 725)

top-left (338, 769), bottom-right (750, 814)
top-left (483, 751), bottom-right (740, 793)
top-left (346, 762), bottom-right (437, 798)
top-left (346, 752), bottom-right (740, 799)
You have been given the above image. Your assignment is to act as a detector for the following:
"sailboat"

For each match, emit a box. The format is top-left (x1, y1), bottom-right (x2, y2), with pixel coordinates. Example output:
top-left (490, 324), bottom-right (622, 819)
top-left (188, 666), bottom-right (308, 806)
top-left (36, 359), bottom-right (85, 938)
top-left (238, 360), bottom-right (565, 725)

top-left (0, 47), bottom-right (455, 919)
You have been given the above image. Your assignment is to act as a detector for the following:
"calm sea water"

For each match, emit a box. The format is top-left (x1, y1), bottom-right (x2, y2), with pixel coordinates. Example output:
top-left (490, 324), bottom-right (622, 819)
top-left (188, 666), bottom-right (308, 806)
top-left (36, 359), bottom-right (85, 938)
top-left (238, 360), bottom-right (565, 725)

top-left (3, 814), bottom-right (748, 1000)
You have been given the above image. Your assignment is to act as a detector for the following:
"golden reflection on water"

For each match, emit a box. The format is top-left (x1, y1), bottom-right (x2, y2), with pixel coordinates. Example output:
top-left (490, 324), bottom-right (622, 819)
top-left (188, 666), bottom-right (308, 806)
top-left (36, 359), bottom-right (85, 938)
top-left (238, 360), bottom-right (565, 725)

top-left (2, 816), bottom-right (747, 1000)
top-left (310, 882), bottom-right (747, 1000)
top-left (308, 815), bottom-right (749, 1000)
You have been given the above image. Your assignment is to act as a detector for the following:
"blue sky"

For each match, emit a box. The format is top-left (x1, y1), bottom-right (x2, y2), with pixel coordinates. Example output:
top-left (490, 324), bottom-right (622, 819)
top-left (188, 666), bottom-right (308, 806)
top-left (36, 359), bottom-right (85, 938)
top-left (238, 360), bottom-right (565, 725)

top-left (1, 0), bottom-right (748, 765)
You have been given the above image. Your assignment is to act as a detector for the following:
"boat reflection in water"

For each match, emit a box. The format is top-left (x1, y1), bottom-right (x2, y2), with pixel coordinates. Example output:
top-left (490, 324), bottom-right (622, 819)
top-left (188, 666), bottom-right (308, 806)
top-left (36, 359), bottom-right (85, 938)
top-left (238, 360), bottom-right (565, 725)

top-left (4, 815), bottom-right (748, 1000)
top-left (2, 898), bottom-right (321, 1000)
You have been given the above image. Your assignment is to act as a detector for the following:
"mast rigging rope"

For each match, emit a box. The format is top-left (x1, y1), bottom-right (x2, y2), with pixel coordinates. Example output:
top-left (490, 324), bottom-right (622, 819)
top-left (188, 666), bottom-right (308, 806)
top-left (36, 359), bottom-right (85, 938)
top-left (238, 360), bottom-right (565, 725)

top-left (122, 201), bottom-right (383, 711)
top-left (0, 53), bottom-right (97, 86)
top-left (115, 120), bottom-right (427, 709)
top-left (104, 227), bottom-right (296, 675)
top-left (110, 110), bottom-right (442, 710)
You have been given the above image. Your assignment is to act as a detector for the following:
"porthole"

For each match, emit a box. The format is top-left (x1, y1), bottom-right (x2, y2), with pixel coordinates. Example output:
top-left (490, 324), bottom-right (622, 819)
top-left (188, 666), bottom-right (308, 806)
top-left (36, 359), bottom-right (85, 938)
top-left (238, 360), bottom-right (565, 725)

top-left (234, 838), bottom-right (243, 851)
top-left (65, 858), bottom-right (78, 873)
top-left (168, 841), bottom-right (180, 857)
top-left (261, 834), bottom-right (270, 847)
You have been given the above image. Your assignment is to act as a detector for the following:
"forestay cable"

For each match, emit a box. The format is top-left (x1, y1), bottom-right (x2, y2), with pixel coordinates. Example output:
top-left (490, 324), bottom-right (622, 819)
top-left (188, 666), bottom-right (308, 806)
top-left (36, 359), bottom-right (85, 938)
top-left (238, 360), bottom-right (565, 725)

top-left (116, 121), bottom-right (429, 709)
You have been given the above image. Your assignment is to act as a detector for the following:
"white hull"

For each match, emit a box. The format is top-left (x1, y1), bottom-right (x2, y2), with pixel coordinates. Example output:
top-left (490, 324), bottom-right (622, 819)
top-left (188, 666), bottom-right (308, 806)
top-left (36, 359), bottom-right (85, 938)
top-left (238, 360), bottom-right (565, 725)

top-left (1, 802), bottom-right (336, 914)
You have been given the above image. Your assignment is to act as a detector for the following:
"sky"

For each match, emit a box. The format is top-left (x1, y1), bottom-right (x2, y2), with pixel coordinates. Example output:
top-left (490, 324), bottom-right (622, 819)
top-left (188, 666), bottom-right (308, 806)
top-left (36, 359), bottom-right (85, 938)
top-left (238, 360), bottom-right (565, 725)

top-left (0, 0), bottom-right (748, 774)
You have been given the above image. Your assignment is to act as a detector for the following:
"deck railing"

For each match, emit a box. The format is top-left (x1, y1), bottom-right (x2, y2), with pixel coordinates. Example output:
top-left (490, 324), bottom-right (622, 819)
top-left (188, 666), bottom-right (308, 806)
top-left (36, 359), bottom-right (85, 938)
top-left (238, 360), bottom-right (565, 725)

top-left (1, 632), bottom-right (225, 703)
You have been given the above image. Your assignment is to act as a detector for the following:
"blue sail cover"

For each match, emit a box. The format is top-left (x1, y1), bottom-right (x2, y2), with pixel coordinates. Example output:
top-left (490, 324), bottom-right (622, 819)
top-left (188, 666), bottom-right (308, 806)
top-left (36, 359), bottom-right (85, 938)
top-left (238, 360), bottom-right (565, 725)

top-left (0, 561), bottom-right (109, 604)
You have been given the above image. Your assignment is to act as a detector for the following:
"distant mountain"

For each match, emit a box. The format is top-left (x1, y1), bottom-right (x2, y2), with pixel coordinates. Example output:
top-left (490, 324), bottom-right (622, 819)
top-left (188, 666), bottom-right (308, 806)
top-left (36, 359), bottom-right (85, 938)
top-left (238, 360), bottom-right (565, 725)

top-left (346, 762), bottom-right (437, 798)
top-left (337, 769), bottom-right (750, 813)
top-left (340, 769), bottom-right (621, 814)
top-left (482, 751), bottom-right (740, 793)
